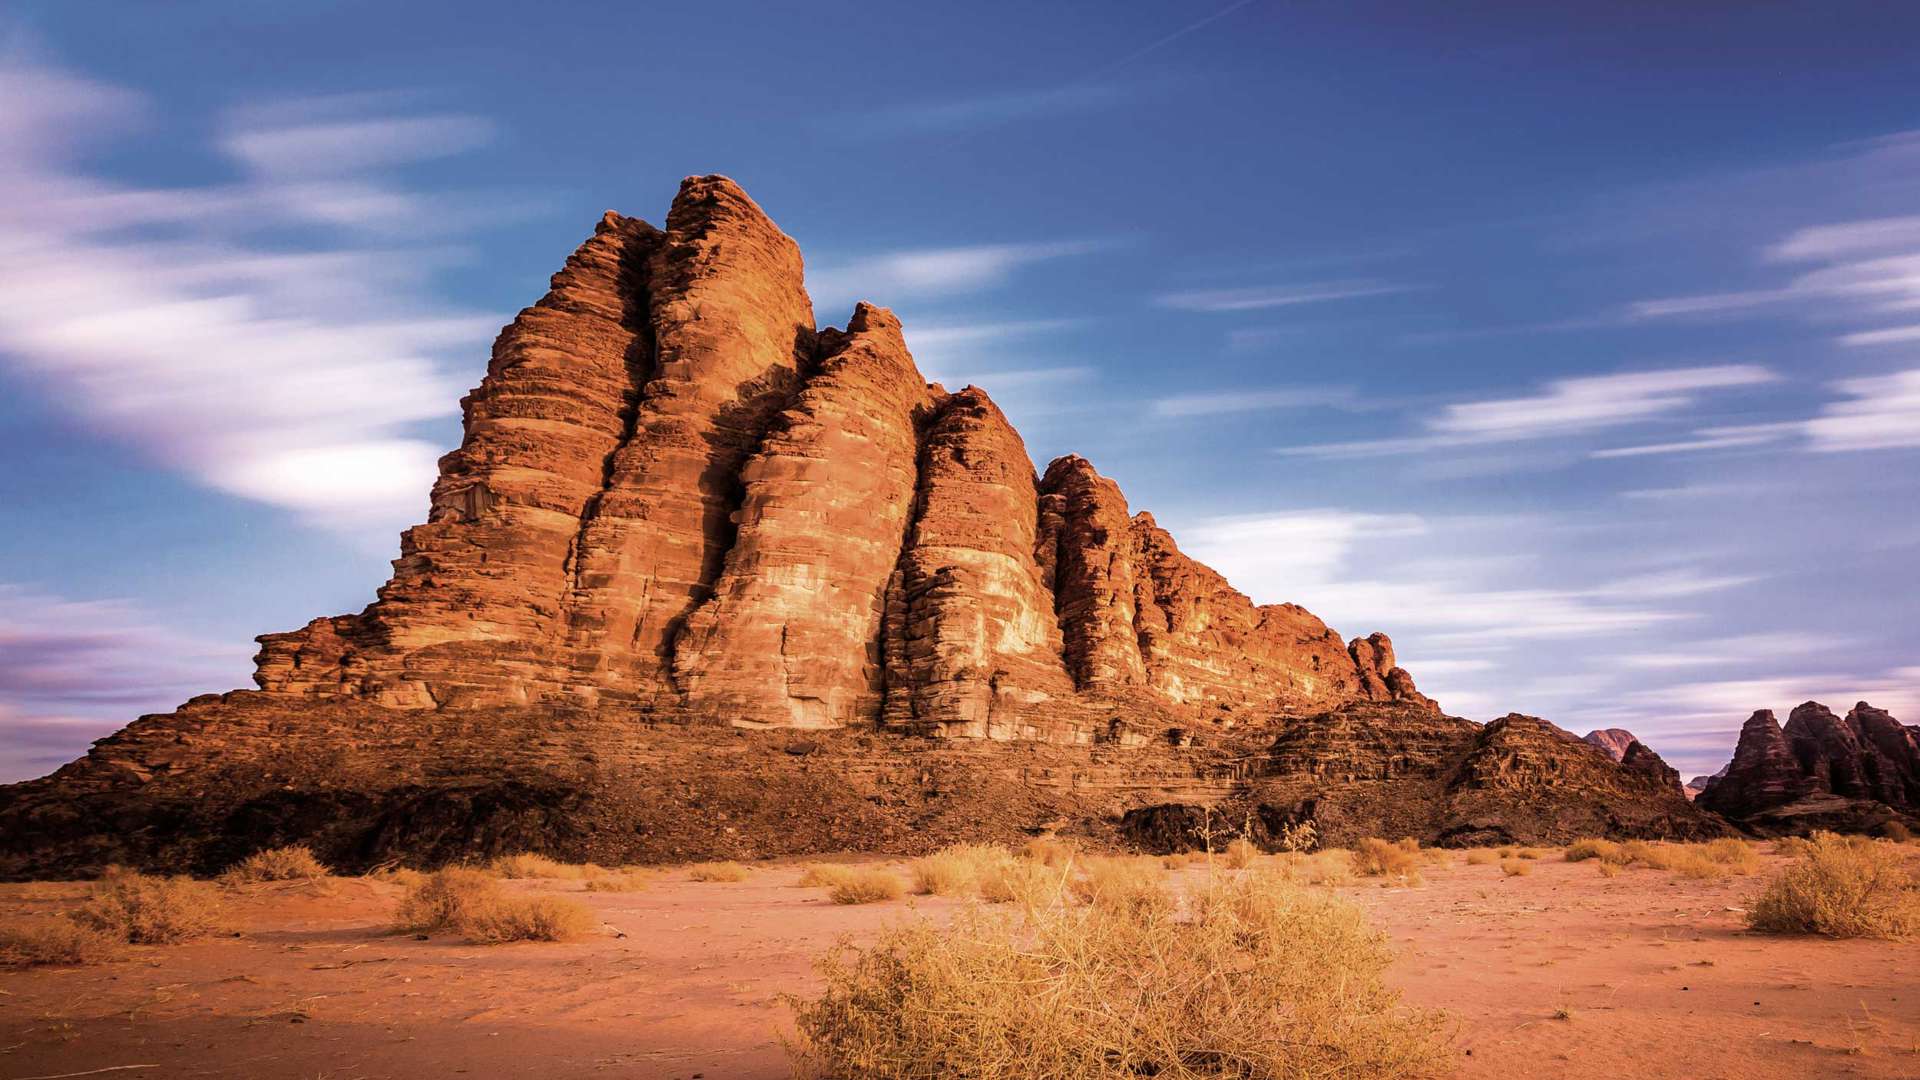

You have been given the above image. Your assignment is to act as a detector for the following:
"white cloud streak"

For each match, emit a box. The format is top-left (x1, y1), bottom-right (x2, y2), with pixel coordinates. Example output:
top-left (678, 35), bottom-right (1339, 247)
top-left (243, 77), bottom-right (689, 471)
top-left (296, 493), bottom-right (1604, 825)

top-left (809, 241), bottom-right (1101, 314)
top-left (0, 59), bottom-right (504, 535)
top-left (1157, 280), bottom-right (1410, 313)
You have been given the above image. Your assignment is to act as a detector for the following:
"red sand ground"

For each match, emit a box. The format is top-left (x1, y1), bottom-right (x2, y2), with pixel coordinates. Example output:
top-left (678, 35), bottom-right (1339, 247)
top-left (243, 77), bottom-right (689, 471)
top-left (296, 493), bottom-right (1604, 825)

top-left (1, 851), bottom-right (1915, 1079)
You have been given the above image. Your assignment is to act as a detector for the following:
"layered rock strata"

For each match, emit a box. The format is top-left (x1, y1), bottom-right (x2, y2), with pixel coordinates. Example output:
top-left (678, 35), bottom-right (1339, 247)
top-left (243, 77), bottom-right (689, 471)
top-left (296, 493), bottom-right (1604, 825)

top-left (1701, 701), bottom-right (1920, 831)
top-left (253, 175), bottom-right (1432, 741)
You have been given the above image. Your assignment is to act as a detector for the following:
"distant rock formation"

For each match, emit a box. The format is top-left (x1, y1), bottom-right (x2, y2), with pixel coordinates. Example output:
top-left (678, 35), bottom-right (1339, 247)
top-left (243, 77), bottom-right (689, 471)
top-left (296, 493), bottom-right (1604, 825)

top-left (1581, 728), bottom-right (1639, 762)
top-left (1698, 701), bottom-right (1920, 833)
top-left (0, 176), bottom-right (1729, 876)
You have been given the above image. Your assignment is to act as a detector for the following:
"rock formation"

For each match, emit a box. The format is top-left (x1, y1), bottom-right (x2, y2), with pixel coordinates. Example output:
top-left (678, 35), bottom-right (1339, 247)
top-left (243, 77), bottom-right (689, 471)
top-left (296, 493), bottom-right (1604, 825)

top-left (1698, 701), bottom-right (1920, 834)
top-left (1581, 728), bottom-right (1638, 762)
top-left (0, 176), bottom-right (1730, 876)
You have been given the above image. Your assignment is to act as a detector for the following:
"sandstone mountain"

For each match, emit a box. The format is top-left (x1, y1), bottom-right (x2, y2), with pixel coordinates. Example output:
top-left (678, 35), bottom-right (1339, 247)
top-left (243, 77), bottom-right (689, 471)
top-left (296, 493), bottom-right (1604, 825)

top-left (0, 176), bottom-right (1722, 876)
top-left (1697, 701), bottom-right (1920, 834)
top-left (1581, 728), bottom-right (1638, 762)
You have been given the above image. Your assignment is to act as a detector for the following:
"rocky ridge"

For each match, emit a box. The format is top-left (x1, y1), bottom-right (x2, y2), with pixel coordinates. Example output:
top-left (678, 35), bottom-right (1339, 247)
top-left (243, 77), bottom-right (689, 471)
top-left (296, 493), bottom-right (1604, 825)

top-left (1698, 701), bottom-right (1920, 834)
top-left (0, 176), bottom-right (1723, 875)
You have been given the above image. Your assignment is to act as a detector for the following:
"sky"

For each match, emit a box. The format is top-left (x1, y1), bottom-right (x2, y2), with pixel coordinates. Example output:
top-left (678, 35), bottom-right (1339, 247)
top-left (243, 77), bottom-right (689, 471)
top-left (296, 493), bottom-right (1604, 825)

top-left (2, 1), bottom-right (1917, 782)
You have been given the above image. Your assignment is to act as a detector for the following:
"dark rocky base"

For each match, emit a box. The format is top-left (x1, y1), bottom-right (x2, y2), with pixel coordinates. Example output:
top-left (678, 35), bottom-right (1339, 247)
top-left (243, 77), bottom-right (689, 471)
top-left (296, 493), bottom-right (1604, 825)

top-left (0, 694), bottom-right (1727, 879)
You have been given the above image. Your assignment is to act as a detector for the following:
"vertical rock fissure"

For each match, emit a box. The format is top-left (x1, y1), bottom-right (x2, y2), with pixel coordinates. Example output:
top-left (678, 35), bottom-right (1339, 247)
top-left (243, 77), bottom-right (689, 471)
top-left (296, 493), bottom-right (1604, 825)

top-left (876, 392), bottom-right (958, 726)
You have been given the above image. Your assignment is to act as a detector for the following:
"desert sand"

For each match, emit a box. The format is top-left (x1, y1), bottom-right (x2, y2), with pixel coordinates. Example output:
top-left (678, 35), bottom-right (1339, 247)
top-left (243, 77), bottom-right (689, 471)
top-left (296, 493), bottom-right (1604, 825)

top-left (1, 852), bottom-right (1914, 1080)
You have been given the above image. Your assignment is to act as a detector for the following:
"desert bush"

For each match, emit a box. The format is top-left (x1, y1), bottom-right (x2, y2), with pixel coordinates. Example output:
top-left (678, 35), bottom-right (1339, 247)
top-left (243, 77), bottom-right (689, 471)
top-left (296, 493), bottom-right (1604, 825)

top-left (490, 853), bottom-right (602, 879)
top-left (1276, 850), bottom-right (1357, 887)
top-left (1596, 861), bottom-right (1622, 879)
top-left (788, 868), bottom-right (1451, 1078)
top-left (1071, 857), bottom-right (1172, 918)
top-left (395, 868), bottom-right (594, 943)
top-left (1748, 833), bottom-right (1920, 939)
top-left (1021, 836), bottom-right (1077, 868)
top-left (1564, 839), bottom-right (1622, 864)
top-left (222, 845), bottom-right (330, 884)
top-left (1275, 819), bottom-right (1319, 854)
top-left (1160, 852), bottom-right (1197, 870)
top-left (798, 864), bottom-right (861, 889)
top-left (911, 844), bottom-right (1010, 896)
top-left (463, 895), bottom-right (595, 943)
top-left (1464, 850), bottom-right (1498, 866)
top-left (71, 868), bottom-right (230, 944)
top-left (0, 917), bottom-right (123, 968)
top-left (1500, 859), bottom-right (1531, 877)
top-left (687, 861), bottom-right (752, 882)
top-left (979, 859), bottom-right (1071, 906)
top-left (1220, 837), bottom-right (1261, 869)
top-left (828, 869), bottom-right (907, 905)
top-left (1353, 838), bottom-right (1422, 884)
top-left (1772, 836), bottom-right (1815, 858)
top-left (1513, 848), bottom-right (1544, 861)
top-left (1702, 838), bottom-right (1762, 875)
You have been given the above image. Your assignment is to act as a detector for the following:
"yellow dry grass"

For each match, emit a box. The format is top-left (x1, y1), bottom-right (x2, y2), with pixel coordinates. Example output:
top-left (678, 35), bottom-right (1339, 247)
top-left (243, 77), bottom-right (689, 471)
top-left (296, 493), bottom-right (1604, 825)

top-left (394, 868), bottom-right (594, 943)
top-left (1352, 838), bottom-right (1423, 885)
top-left (0, 917), bottom-right (123, 968)
top-left (489, 853), bottom-right (608, 879)
top-left (686, 861), bottom-right (752, 882)
top-left (1220, 837), bottom-right (1261, 869)
top-left (910, 844), bottom-right (1012, 897)
top-left (1500, 859), bottom-right (1532, 877)
top-left (1464, 850), bottom-right (1498, 866)
top-left (827, 869), bottom-right (907, 905)
top-left (788, 866), bottom-right (1452, 1078)
top-left (221, 845), bottom-right (330, 884)
top-left (1748, 832), bottom-right (1920, 939)
top-left (1070, 857), bottom-right (1171, 918)
top-left (70, 868), bottom-right (230, 944)
top-left (1020, 836), bottom-right (1078, 868)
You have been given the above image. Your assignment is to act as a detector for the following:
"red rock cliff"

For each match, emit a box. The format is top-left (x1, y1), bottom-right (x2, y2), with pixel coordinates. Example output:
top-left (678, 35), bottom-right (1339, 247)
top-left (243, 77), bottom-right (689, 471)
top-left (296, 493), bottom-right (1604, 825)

top-left (254, 176), bottom-right (1435, 741)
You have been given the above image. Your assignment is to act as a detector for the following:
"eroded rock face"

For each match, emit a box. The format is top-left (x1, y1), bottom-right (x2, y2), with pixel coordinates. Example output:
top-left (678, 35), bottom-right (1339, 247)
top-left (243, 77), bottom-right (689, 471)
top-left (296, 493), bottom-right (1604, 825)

top-left (249, 177), bottom-right (1437, 741)
top-left (1698, 709), bottom-right (1821, 819)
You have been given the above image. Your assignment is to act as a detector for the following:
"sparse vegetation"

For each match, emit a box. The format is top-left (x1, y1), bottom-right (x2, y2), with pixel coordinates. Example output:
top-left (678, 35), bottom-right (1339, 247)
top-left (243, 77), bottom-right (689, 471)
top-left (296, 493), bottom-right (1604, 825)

top-left (1221, 837), bottom-right (1261, 869)
top-left (582, 873), bottom-right (650, 892)
top-left (910, 844), bottom-right (1010, 896)
top-left (1500, 859), bottom-right (1532, 877)
top-left (1020, 836), bottom-right (1077, 868)
top-left (70, 868), bottom-right (230, 944)
top-left (491, 853), bottom-right (601, 879)
top-left (1564, 839), bottom-right (1623, 864)
top-left (1748, 832), bottom-right (1920, 939)
top-left (798, 864), bottom-right (861, 889)
top-left (1275, 819), bottom-right (1319, 854)
top-left (827, 869), bottom-right (907, 905)
top-left (1071, 856), bottom-right (1171, 917)
top-left (978, 859), bottom-right (1068, 905)
top-left (1465, 850), bottom-right (1498, 866)
top-left (222, 845), bottom-right (330, 884)
top-left (1161, 852), bottom-right (1198, 870)
top-left (395, 867), bottom-right (594, 943)
top-left (0, 917), bottom-right (123, 968)
top-left (686, 861), bottom-right (752, 882)
top-left (788, 868), bottom-right (1452, 1078)
top-left (1276, 850), bottom-right (1356, 887)
top-left (1353, 838), bottom-right (1423, 884)
top-left (1562, 837), bottom-right (1758, 878)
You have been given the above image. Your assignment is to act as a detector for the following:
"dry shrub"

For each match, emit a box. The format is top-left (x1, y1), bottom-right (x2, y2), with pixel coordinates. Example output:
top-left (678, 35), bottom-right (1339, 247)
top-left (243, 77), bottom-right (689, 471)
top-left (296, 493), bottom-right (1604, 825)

top-left (788, 868), bottom-right (1452, 1079)
top-left (1513, 849), bottom-right (1544, 861)
top-left (222, 845), bottom-right (330, 884)
top-left (1596, 862), bottom-right (1622, 879)
top-left (1880, 821), bottom-right (1914, 843)
top-left (1220, 837), bottom-right (1261, 869)
top-left (687, 861), bottom-right (752, 882)
top-left (1072, 857), bottom-right (1171, 918)
top-left (979, 860), bottom-right (1071, 905)
top-left (1564, 839), bottom-right (1621, 864)
top-left (1464, 850), bottom-right (1498, 866)
top-left (1748, 832), bottom-right (1920, 939)
top-left (1276, 850), bottom-right (1356, 887)
top-left (1702, 838), bottom-right (1762, 876)
top-left (1352, 838), bottom-right (1422, 884)
top-left (1619, 840), bottom-right (1660, 865)
top-left (0, 917), bottom-right (122, 968)
top-left (71, 868), bottom-right (229, 944)
top-left (1161, 852), bottom-right (1198, 870)
top-left (911, 844), bottom-right (1010, 897)
top-left (490, 853), bottom-right (600, 879)
top-left (1021, 836), bottom-right (1078, 868)
top-left (1772, 836), bottom-right (1814, 858)
top-left (828, 870), bottom-right (907, 905)
top-left (1500, 859), bottom-right (1531, 877)
top-left (1608, 839), bottom-right (1758, 880)
top-left (366, 865), bottom-right (426, 889)
top-left (798, 864), bottom-right (861, 889)
top-left (395, 868), bottom-right (593, 943)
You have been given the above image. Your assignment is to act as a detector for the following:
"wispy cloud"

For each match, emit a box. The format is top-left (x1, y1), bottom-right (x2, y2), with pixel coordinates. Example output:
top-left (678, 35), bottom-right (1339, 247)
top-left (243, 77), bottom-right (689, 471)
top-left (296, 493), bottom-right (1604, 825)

top-left (1157, 280), bottom-right (1411, 313)
top-left (1151, 387), bottom-right (1357, 418)
top-left (1589, 369), bottom-right (1920, 456)
top-left (1279, 365), bottom-right (1775, 458)
top-left (809, 241), bottom-right (1102, 314)
top-left (0, 583), bottom-right (249, 782)
top-left (0, 58), bottom-right (507, 536)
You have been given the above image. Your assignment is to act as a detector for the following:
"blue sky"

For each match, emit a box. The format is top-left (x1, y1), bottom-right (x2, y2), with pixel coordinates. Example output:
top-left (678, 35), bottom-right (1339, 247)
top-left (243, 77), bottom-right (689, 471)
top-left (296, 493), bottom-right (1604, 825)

top-left (2, 1), bottom-right (1917, 781)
